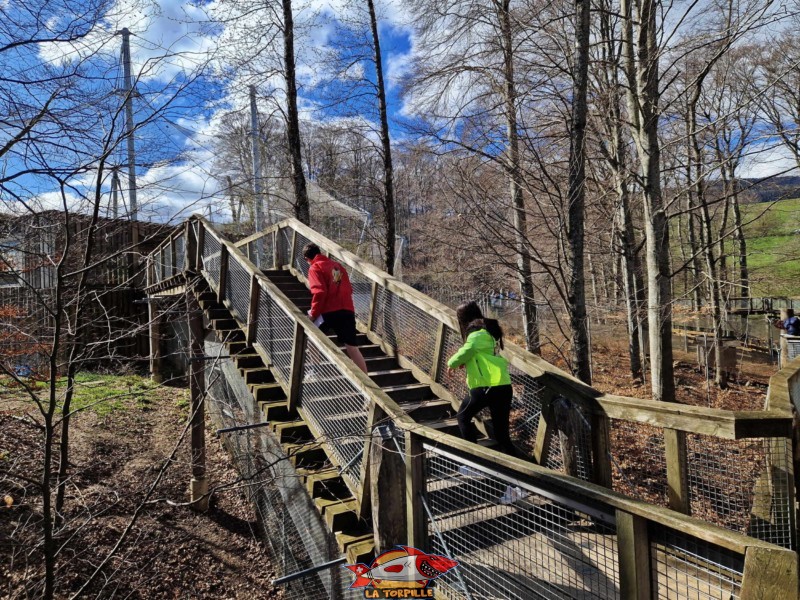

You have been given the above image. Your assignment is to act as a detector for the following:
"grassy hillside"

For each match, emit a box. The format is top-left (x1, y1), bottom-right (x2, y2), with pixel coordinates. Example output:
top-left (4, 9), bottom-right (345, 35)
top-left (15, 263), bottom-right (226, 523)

top-left (740, 197), bottom-right (800, 297)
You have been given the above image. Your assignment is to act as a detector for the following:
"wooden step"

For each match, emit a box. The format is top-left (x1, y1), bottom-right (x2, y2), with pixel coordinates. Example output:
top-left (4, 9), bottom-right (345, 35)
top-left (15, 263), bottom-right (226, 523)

top-left (298, 466), bottom-right (337, 485)
top-left (197, 291), bottom-right (217, 302)
top-left (420, 417), bottom-right (461, 436)
top-left (363, 356), bottom-right (398, 371)
top-left (262, 269), bottom-right (292, 278)
top-left (211, 318), bottom-right (239, 331)
top-left (284, 443), bottom-right (329, 469)
top-left (329, 332), bottom-right (371, 346)
top-left (273, 283), bottom-right (308, 293)
top-left (306, 470), bottom-right (350, 499)
top-left (399, 398), bottom-right (454, 421)
top-left (274, 420), bottom-right (312, 444)
top-left (322, 499), bottom-right (361, 533)
top-left (282, 289), bottom-right (312, 300)
top-left (243, 367), bottom-right (275, 385)
top-left (235, 353), bottom-right (264, 369)
top-left (383, 383), bottom-right (434, 402)
top-left (367, 368), bottom-right (417, 387)
top-left (251, 383), bottom-right (285, 403)
top-left (226, 341), bottom-right (252, 355)
top-left (206, 307), bottom-right (230, 320)
top-left (337, 533), bottom-right (374, 565)
top-left (358, 344), bottom-right (385, 358)
top-left (259, 400), bottom-right (293, 421)
top-left (215, 328), bottom-right (245, 342)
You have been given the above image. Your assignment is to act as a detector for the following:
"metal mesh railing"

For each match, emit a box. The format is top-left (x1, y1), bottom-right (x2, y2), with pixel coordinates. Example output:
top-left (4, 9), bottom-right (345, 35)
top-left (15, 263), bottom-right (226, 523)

top-left (425, 446), bottom-right (620, 599)
top-left (174, 234), bottom-right (185, 273)
top-left (255, 290), bottom-right (295, 385)
top-left (227, 258), bottom-right (250, 324)
top-left (298, 337), bottom-right (371, 492)
top-left (202, 233), bottom-right (221, 288)
top-left (650, 524), bottom-right (744, 599)
top-left (371, 287), bottom-right (438, 375)
top-left (609, 420), bottom-right (668, 507)
top-left (292, 231), bottom-right (312, 278)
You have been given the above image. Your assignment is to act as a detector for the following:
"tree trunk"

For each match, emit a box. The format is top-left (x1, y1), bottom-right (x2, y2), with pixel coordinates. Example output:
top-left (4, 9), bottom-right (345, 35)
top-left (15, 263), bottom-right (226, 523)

top-left (282, 0), bottom-right (310, 224)
top-left (366, 0), bottom-right (396, 275)
top-left (498, 0), bottom-right (539, 353)
top-left (566, 0), bottom-right (592, 383)
top-left (621, 0), bottom-right (675, 403)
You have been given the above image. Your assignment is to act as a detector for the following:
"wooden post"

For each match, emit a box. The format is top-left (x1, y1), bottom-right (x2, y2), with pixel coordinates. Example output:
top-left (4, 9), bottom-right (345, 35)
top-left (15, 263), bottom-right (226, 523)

top-left (405, 431), bottom-right (427, 551)
top-left (274, 227), bottom-right (286, 269)
top-left (147, 261), bottom-right (163, 384)
top-left (185, 221), bottom-right (196, 272)
top-left (533, 388), bottom-right (558, 466)
top-left (616, 510), bottom-right (651, 599)
top-left (246, 274), bottom-right (260, 345)
top-left (287, 321), bottom-right (306, 412)
top-left (188, 292), bottom-right (208, 511)
top-left (780, 309), bottom-right (794, 368)
top-left (217, 245), bottom-right (229, 304)
top-left (289, 229), bottom-right (297, 270)
top-left (367, 281), bottom-right (379, 333)
top-left (370, 408), bottom-right (407, 551)
top-left (740, 546), bottom-right (799, 599)
top-left (591, 413), bottom-right (613, 488)
top-left (196, 222), bottom-right (205, 271)
top-left (429, 322), bottom-right (447, 383)
top-left (170, 235), bottom-right (177, 277)
top-left (664, 428), bottom-right (690, 514)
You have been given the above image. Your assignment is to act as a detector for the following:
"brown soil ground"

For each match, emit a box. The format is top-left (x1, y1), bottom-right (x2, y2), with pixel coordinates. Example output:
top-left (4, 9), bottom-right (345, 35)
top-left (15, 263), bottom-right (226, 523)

top-left (0, 377), bottom-right (283, 600)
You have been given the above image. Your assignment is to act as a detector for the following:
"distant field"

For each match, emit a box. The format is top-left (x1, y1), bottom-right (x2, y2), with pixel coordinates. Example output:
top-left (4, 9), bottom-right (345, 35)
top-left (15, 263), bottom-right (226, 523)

top-left (740, 197), bottom-right (800, 297)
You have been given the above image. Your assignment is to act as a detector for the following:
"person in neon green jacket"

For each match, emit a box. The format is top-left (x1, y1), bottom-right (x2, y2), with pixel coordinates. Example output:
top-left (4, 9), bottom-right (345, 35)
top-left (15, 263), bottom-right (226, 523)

top-left (447, 301), bottom-right (518, 456)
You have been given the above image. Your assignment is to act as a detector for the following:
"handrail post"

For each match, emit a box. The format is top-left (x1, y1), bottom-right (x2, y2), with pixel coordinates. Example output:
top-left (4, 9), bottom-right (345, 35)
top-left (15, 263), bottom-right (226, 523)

top-left (430, 322), bottom-right (447, 382)
top-left (664, 428), bottom-right (690, 514)
top-left (591, 413), bottom-right (613, 488)
top-left (196, 222), bottom-right (205, 272)
top-left (367, 281), bottom-right (379, 333)
top-left (289, 229), bottom-right (297, 270)
top-left (368, 405), bottom-right (408, 550)
top-left (185, 221), bottom-right (196, 272)
top-left (217, 245), bottom-right (229, 304)
top-left (170, 235), bottom-right (177, 277)
top-left (287, 321), bottom-right (306, 413)
top-left (405, 430), bottom-right (427, 551)
top-left (616, 510), bottom-right (651, 599)
top-left (246, 274), bottom-right (260, 345)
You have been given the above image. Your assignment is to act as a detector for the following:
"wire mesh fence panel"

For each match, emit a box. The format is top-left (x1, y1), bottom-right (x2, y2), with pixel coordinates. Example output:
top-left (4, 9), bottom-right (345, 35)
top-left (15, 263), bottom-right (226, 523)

top-left (298, 337), bottom-right (370, 493)
top-left (174, 234), bottom-right (185, 273)
top-left (349, 268), bottom-right (373, 326)
top-left (609, 420), bottom-right (668, 507)
top-left (649, 524), bottom-right (744, 599)
top-left (436, 325), bottom-right (470, 399)
top-left (293, 231), bottom-right (312, 278)
top-left (205, 340), bottom-right (348, 600)
top-left (202, 233), bottom-right (221, 289)
top-left (226, 258), bottom-right (250, 324)
top-left (278, 227), bottom-right (292, 268)
top-left (687, 434), bottom-right (793, 548)
top-left (425, 447), bottom-right (619, 599)
top-left (371, 287), bottom-right (438, 375)
top-left (507, 367), bottom-right (544, 459)
top-left (255, 290), bottom-right (295, 384)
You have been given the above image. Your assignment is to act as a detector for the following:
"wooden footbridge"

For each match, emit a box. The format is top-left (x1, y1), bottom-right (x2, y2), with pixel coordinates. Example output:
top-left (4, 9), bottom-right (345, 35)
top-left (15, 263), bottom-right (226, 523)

top-left (146, 216), bottom-right (800, 599)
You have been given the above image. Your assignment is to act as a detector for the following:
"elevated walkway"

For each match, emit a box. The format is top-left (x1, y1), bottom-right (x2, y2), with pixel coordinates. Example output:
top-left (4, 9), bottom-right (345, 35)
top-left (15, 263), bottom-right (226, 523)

top-left (145, 216), bottom-right (800, 599)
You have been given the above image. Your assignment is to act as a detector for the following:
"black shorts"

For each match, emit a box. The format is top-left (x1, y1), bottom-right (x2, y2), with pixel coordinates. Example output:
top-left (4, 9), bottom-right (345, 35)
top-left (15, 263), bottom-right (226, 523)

top-left (321, 310), bottom-right (359, 346)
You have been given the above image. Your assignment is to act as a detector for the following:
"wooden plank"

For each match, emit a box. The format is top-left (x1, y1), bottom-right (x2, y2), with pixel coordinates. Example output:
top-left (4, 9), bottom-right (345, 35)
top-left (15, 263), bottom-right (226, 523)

top-left (217, 245), bottom-right (228, 304)
top-left (429, 321), bottom-right (447, 383)
top-left (369, 405), bottom-right (407, 551)
top-left (740, 546), bottom-right (799, 600)
top-left (366, 281), bottom-right (379, 333)
top-left (533, 389), bottom-right (557, 465)
top-left (246, 273), bottom-right (259, 345)
top-left (616, 510), bottom-right (651, 600)
top-left (286, 321), bottom-right (306, 414)
top-left (405, 431), bottom-right (427, 551)
top-left (196, 221), bottom-right (204, 270)
top-left (231, 222), bottom-right (281, 249)
top-left (664, 428), bottom-right (690, 514)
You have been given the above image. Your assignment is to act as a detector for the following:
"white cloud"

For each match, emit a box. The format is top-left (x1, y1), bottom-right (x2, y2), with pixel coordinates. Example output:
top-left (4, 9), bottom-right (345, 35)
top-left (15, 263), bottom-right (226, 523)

top-left (739, 143), bottom-right (799, 179)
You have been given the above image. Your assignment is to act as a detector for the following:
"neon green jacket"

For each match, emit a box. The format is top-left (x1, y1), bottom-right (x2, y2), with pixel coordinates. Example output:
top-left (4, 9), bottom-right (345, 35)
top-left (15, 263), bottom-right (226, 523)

top-left (447, 329), bottom-right (511, 389)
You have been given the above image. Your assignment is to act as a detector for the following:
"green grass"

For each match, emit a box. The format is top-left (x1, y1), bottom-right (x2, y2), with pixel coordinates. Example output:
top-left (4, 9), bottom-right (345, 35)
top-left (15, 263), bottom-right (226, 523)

top-left (739, 198), bottom-right (800, 297)
top-left (57, 373), bottom-right (160, 417)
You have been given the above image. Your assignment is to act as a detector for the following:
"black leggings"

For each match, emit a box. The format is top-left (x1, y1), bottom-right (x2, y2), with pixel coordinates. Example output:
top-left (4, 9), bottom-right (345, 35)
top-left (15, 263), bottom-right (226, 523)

top-left (457, 384), bottom-right (516, 456)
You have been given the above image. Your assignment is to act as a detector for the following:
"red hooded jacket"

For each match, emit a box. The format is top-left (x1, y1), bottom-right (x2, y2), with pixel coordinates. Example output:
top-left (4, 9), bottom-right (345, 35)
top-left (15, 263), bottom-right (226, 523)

top-left (307, 254), bottom-right (355, 320)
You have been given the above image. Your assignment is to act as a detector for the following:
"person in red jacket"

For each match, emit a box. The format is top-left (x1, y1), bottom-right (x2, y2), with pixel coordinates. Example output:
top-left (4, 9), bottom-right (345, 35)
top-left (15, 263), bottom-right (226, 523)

top-left (303, 243), bottom-right (368, 373)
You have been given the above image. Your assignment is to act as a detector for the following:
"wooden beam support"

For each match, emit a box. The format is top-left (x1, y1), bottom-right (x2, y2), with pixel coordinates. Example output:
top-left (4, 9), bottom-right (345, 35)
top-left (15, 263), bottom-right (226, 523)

top-left (196, 222), bottom-right (205, 271)
top-left (664, 428), bottom-right (690, 514)
top-left (405, 431), bottom-right (427, 551)
top-left (188, 291), bottom-right (208, 511)
top-left (616, 510), bottom-right (651, 600)
top-left (429, 322), bottom-right (447, 383)
top-left (246, 274), bottom-right (260, 345)
top-left (286, 321), bottom-right (306, 414)
top-left (217, 245), bottom-right (229, 304)
top-left (367, 281), bottom-right (379, 333)
top-left (740, 545), bottom-right (799, 600)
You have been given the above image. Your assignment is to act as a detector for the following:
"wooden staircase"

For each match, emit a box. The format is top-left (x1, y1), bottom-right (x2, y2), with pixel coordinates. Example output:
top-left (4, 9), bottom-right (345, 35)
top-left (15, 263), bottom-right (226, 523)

top-left (194, 268), bottom-right (494, 566)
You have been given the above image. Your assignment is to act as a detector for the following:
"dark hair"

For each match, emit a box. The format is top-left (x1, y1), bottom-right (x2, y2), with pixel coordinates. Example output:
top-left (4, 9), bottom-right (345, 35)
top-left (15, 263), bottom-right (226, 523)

top-left (455, 301), bottom-right (504, 349)
top-left (303, 243), bottom-right (321, 260)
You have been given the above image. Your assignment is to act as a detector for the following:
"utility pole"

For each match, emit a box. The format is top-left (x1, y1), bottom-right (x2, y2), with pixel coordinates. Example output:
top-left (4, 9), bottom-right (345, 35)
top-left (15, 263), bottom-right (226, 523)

top-left (111, 169), bottom-right (120, 219)
top-left (249, 85), bottom-right (264, 266)
top-left (119, 28), bottom-right (138, 221)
